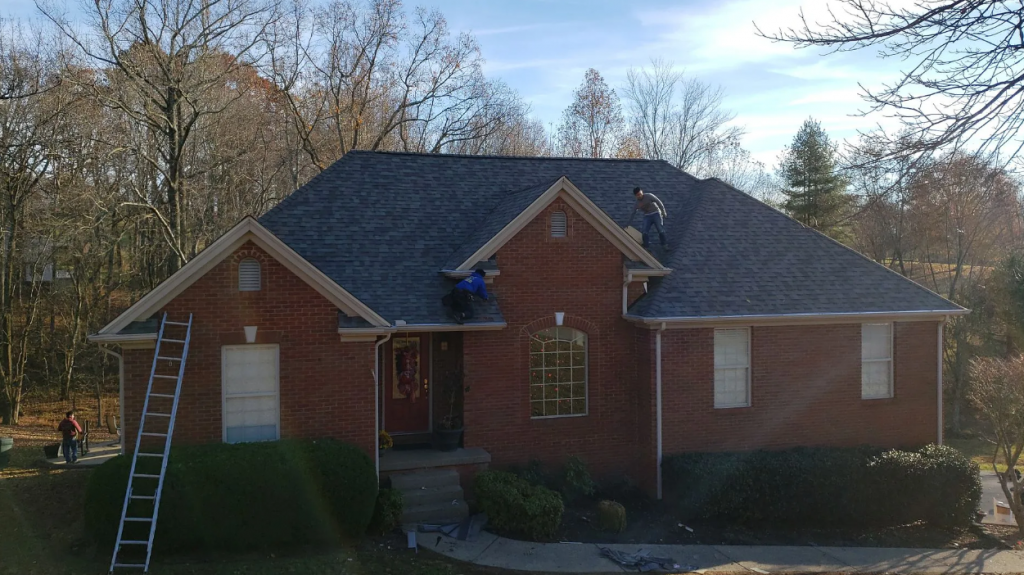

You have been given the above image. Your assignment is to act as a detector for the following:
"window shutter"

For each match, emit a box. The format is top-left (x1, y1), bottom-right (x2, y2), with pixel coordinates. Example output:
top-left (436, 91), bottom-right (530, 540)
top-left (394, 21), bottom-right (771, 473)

top-left (238, 258), bottom-right (261, 291)
top-left (551, 211), bottom-right (567, 237)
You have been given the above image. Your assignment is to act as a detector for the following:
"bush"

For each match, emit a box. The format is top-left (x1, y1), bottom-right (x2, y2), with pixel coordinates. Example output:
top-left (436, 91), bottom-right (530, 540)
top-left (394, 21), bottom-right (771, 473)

top-left (369, 488), bottom-right (403, 535)
top-left (85, 439), bottom-right (377, 552)
top-left (662, 444), bottom-right (980, 529)
top-left (474, 470), bottom-right (563, 540)
top-left (596, 500), bottom-right (626, 533)
top-left (560, 455), bottom-right (596, 503)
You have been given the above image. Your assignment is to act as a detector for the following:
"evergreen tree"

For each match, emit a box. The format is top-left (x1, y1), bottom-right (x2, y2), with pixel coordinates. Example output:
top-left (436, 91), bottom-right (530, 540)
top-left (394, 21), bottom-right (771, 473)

top-left (778, 118), bottom-right (852, 240)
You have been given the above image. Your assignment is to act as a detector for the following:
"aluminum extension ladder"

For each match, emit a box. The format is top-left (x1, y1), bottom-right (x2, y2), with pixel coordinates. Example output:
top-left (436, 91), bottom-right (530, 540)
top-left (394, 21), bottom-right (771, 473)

top-left (109, 313), bottom-right (193, 573)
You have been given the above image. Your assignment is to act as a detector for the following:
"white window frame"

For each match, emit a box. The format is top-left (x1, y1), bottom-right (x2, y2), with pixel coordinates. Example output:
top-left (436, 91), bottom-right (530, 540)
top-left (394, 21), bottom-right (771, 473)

top-left (861, 323), bottom-right (894, 400)
top-left (221, 344), bottom-right (280, 443)
top-left (714, 327), bottom-right (751, 409)
top-left (529, 326), bottom-right (588, 419)
top-left (238, 258), bottom-right (261, 292)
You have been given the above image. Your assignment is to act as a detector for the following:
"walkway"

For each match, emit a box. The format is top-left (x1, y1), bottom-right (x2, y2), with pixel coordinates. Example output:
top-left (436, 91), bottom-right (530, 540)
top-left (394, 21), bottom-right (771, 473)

top-left (44, 440), bottom-right (120, 468)
top-left (427, 532), bottom-right (1024, 573)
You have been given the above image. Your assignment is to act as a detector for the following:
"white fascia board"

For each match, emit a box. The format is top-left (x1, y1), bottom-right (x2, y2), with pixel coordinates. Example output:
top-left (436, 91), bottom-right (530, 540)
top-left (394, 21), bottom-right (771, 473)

top-left (97, 217), bottom-right (389, 337)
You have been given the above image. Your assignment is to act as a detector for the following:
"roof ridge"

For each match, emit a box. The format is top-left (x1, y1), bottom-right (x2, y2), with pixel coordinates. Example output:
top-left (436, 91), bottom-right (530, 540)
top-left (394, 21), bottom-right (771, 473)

top-left (346, 149), bottom-right (659, 163)
top-left (709, 181), bottom-right (966, 312)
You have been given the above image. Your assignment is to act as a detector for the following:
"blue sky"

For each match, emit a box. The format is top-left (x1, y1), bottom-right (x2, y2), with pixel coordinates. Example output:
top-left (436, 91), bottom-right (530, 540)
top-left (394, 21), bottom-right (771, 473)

top-left (0, 0), bottom-right (909, 166)
top-left (438, 0), bottom-right (908, 165)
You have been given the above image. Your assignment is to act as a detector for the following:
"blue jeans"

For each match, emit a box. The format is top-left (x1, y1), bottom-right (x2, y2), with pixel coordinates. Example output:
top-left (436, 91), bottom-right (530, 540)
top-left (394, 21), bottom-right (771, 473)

top-left (641, 212), bottom-right (666, 246)
top-left (62, 437), bottom-right (77, 463)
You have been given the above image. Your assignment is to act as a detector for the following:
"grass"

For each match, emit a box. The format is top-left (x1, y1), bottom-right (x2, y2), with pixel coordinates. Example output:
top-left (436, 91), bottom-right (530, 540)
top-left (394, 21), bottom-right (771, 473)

top-left (947, 437), bottom-right (1015, 473)
top-left (0, 445), bottom-right (536, 575)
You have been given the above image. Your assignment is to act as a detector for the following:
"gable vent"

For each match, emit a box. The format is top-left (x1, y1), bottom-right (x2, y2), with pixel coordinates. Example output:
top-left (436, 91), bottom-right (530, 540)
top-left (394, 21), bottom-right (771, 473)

top-left (551, 211), bottom-right (567, 238)
top-left (238, 258), bottom-right (261, 291)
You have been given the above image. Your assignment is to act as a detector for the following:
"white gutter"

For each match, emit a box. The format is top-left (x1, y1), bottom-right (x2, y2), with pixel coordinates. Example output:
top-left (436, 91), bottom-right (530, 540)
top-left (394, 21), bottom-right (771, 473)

top-left (98, 345), bottom-right (125, 455)
top-left (622, 272), bottom-right (633, 316)
top-left (373, 333), bottom-right (392, 481)
top-left (624, 309), bottom-right (969, 327)
top-left (938, 318), bottom-right (946, 445)
top-left (88, 333), bottom-right (157, 344)
top-left (656, 322), bottom-right (665, 500)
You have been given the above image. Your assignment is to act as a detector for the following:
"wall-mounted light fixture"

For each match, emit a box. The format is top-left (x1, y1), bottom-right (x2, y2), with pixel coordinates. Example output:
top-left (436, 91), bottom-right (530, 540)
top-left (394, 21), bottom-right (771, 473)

top-left (555, 312), bottom-right (565, 326)
top-left (244, 326), bottom-right (258, 343)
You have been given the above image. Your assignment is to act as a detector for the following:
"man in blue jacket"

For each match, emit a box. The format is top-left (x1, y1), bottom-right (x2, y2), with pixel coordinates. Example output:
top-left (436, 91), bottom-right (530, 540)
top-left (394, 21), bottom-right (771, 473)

top-left (444, 269), bottom-right (488, 324)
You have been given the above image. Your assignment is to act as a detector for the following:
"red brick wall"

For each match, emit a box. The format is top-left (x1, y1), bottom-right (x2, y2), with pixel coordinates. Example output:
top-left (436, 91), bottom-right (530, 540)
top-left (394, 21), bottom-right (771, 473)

top-left (463, 198), bottom-right (643, 481)
top-left (657, 321), bottom-right (940, 455)
top-left (121, 241), bottom-right (376, 455)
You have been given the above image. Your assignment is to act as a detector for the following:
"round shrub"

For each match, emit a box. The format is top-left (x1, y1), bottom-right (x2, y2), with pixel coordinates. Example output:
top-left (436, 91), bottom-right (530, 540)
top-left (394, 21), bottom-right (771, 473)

top-left (368, 488), bottom-right (404, 535)
top-left (474, 470), bottom-right (563, 540)
top-left (85, 439), bottom-right (377, 552)
top-left (662, 444), bottom-right (980, 530)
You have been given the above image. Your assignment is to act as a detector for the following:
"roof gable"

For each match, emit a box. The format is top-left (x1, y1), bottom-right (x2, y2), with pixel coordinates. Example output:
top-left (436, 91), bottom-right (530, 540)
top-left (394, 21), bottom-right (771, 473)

top-left (452, 176), bottom-right (666, 271)
top-left (93, 217), bottom-right (387, 340)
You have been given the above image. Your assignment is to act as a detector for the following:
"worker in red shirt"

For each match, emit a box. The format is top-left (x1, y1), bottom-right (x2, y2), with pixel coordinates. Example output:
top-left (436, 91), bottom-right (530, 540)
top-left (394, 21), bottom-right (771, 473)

top-left (56, 410), bottom-right (83, 464)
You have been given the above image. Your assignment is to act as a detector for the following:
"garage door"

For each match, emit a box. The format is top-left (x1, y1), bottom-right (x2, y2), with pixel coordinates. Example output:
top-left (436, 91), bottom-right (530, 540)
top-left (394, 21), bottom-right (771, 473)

top-left (222, 344), bottom-right (279, 444)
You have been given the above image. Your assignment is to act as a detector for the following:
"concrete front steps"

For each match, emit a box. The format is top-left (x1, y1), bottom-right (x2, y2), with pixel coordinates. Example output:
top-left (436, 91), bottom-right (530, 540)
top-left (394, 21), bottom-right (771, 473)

top-left (391, 468), bottom-right (469, 525)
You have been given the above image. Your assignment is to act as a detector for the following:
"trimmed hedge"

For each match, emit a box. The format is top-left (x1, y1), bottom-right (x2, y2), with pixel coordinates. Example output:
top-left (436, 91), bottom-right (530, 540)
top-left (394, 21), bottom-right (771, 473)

top-left (85, 439), bottom-right (377, 552)
top-left (369, 488), bottom-right (403, 535)
top-left (474, 470), bottom-right (563, 540)
top-left (662, 444), bottom-right (980, 529)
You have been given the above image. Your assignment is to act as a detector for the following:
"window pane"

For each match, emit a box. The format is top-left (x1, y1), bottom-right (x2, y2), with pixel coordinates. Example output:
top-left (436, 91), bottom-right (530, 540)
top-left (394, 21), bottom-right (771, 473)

top-left (529, 352), bottom-right (542, 368)
top-left (529, 327), bottom-right (587, 417)
top-left (714, 367), bottom-right (749, 407)
top-left (862, 324), bottom-right (891, 360)
top-left (571, 398), bottom-right (586, 413)
top-left (531, 402), bottom-right (544, 417)
top-left (862, 361), bottom-right (892, 398)
top-left (714, 329), bottom-right (749, 368)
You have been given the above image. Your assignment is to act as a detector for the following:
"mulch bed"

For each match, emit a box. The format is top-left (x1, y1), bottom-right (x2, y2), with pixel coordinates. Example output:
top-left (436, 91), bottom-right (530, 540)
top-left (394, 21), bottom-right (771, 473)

top-left (556, 495), bottom-right (1021, 549)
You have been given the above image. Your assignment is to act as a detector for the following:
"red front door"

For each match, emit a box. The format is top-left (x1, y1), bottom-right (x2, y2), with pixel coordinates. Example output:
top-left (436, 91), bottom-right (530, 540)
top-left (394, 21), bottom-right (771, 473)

top-left (384, 334), bottom-right (431, 434)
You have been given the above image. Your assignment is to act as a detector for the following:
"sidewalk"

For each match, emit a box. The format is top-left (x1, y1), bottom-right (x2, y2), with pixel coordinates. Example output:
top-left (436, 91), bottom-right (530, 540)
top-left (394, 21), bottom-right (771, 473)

top-left (425, 532), bottom-right (1024, 573)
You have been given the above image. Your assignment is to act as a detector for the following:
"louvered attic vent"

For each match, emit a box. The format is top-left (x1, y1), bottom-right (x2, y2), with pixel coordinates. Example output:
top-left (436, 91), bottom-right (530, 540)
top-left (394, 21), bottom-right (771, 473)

top-left (238, 258), bottom-right (261, 291)
top-left (551, 211), bottom-right (567, 238)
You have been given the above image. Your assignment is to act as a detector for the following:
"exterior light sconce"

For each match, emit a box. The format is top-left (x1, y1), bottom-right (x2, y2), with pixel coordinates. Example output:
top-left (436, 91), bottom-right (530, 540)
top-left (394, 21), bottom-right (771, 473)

top-left (244, 326), bottom-right (258, 343)
top-left (555, 312), bottom-right (565, 326)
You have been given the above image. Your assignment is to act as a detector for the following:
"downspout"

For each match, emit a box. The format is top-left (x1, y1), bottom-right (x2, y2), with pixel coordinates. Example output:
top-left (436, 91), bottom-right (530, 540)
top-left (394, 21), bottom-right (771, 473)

top-left (98, 345), bottom-right (124, 455)
top-left (622, 273), bottom-right (633, 315)
top-left (937, 318), bottom-right (946, 445)
top-left (373, 333), bottom-right (392, 481)
top-left (656, 322), bottom-right (665, 500)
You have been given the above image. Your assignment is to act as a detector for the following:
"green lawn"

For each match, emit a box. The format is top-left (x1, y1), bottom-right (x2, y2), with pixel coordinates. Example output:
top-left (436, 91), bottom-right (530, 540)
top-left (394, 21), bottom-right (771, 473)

top-left (947, 437), bottom-right (1013, 473)
top-left (0, 446), bottom-right (527, 575)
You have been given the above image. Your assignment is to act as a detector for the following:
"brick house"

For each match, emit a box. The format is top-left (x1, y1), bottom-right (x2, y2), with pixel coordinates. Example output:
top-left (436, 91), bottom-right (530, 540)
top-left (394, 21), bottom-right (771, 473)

top-left (91, 152), bottom-right (965, 498)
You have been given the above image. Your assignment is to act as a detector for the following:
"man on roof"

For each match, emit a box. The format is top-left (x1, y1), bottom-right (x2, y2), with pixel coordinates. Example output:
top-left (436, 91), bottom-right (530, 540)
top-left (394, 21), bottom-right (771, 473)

top-left (443, 268), bottom-right (489, 324)
top-left (633, 186), bottom-right (668, 249)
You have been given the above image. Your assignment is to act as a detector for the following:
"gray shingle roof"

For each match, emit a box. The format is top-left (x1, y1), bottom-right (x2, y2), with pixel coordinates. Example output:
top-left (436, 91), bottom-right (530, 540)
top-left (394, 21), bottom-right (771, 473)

top-left (258, 151), bottom-right (961, 325)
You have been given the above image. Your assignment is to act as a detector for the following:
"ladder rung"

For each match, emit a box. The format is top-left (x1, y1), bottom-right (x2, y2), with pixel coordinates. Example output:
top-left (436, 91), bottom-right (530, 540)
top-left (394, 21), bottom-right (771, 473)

top-left (149, 393), bottom-right (174, 398)
top-left (156, 356), bottom-right (181, 361)
top-left (118, 541), bottom-right (149, 546)
top-left (141, 432), bottom-right (167, 437)
top-left (137, 452), bottom-right (164, 458)
top-left (153, 374), bottom-right (178, 379)
top-left (164, 320), bottom-right (190, 326)
top-left (161, 338), bottom-right (186, 343)
top-left (129, 495), bottom-right (155, 500)
top-left (113, 563), bottom-right (148, 568)
top-left (124, 517), bottom-right (153, 522)
top-left (132, 473), bottom-right (161, 479)
top-left (145, 412), bottom-right (171, 417)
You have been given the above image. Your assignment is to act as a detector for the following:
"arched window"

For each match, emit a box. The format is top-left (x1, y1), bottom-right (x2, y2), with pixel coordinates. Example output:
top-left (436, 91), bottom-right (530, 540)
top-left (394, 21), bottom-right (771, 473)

top-left (238, 258), bottom-right (261, 291)
top-left (529, 326), bottom-right (587, 417)
top-left (550, 211), bottom-right (567, 238)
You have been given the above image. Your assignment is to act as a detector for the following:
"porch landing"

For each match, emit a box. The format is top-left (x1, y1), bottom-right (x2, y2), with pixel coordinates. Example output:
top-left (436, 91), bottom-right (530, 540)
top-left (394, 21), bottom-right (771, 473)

top-left (380, 447), bottom-right (490, 473)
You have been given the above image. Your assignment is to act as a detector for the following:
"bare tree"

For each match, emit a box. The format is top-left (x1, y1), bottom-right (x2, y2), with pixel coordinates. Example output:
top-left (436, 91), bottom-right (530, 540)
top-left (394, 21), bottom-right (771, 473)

top-left (41, 0), bottom-right (279, 271)
top-left (556, 68), bottom-right (623, 158)
top-left (623, 59), bottom-right (742, 174)
top-left (970, 355), bottom-right (1024, 536)
top-left (760, 1), bottom-right (1024, 163)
